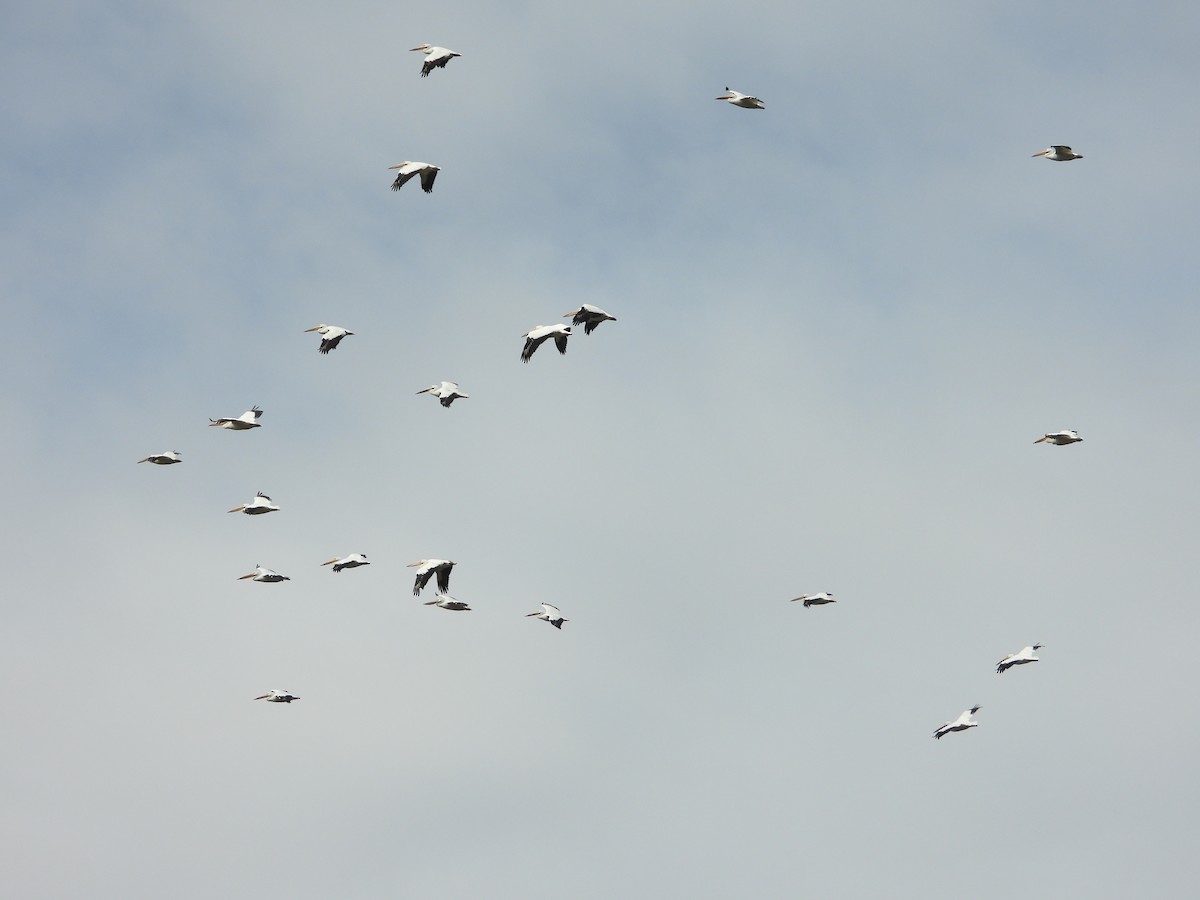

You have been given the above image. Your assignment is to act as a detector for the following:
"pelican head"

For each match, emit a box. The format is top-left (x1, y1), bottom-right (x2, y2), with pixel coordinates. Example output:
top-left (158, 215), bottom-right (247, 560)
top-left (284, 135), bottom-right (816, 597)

top-left (227, 505), bottom-right (246, 513)
top-left (410, 44), bottom-right (431, 52)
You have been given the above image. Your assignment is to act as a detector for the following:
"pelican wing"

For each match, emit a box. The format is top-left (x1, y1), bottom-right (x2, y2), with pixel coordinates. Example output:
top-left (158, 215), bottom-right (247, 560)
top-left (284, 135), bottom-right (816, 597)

top-left (391, 169), bottom-right (419, 191)
top-left (319, 332), bottom-right (346, 354)
top-left (420, 49), bottom-right (458, 77)
top-left (521, 332), bottom-right (551, 363)
top-left (419, 167), bottom-right (438, 193)
top-left (413, 569), bottom-right (435, 595)
top-left (553, 333), bottom-right (569, 355)
top-left (435, 563), bottom-right (453, 594)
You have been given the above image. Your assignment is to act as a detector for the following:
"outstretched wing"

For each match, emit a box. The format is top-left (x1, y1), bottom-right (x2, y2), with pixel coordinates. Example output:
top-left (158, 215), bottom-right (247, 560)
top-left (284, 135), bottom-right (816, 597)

top-left (392, 169), bottom-right (418, 191)
top-left (413, 569), bottom-right (435, 595)
top-left (521, 333), bottom-right (549, 363)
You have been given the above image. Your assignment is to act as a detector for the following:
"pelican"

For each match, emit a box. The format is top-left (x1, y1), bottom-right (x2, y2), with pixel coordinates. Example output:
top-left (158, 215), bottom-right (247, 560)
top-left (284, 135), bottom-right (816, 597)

top-left (416, 381), bottom-right (469, 407)
top-left (1033, 145), bottom-right (1082, 161)
top-left (254, 689), bottom-right (299, 703)
top-left (563, 304), bottom-right (617, 335)
top-left (303, 324), bottom-right (354, 354)
top-left (411, 44), bottom-right (461, 77)
top-left (321, 553), bottom-right (370, 573)
top-left (933, 705), bottom-right (981, 740)
top-left (424, 595), bottom-right (472, 611)
top-left (715, 87), bottom-right (765, 109)
top-left (997, 643), bottom-right (1043, 674)
top-left (526, 603), bottom-right (567, 629)
top-left (1034, 430), bottom-right (1082, 445)
top-left (209, 406), bottom-right (262, 430)
top-left (228, 492), bottom-right (280, 515)
top-left (408, 559), bottom-right (455, 595)
top-left (791, 592), bottom-right (835, 607)
top-left (238, 565), bottom-right (290, 583)
top-left (389, 161), bottom-right (439, 193)
top-left (137, 451), bottom-right (182, 465)
top-left (521, 324), bottom-right (571, 363)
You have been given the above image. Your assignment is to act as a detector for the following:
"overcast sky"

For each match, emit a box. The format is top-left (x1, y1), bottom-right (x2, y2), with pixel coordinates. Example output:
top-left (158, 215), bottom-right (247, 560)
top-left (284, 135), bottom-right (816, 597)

top-left (4, 1), bottom-right (1200, 897)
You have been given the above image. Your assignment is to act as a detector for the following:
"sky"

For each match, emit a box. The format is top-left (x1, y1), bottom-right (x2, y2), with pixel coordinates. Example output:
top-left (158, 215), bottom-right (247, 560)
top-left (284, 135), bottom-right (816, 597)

top-left (4, 1), bottom-right (1200, 897)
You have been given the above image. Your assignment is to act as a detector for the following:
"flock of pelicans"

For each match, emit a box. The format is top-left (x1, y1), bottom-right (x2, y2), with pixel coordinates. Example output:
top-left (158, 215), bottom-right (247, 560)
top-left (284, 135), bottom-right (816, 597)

top-left (139, 45), bottom-right (1087, 736)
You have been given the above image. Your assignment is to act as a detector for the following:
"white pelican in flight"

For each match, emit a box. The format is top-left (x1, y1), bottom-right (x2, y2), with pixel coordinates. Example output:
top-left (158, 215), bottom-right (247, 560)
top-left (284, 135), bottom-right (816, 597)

top-left (716, 87), bottom-right (764, 109)
top-left (254, 689), bottom-right (299, 703)
top-left (416, 382), bottom-right (469, 407)
top-left (303, 324), bottom-right (354, 354)
top-left (563, 304), bottom-right (617, 335)
top-left (238, 565), bottom-right (290, 583)
top-left (997, 643), bottom-right (1043, 674)
top-left (933, 705), bottom-right (981, 740)
top-left (209, 406), bottom-right (262, 430)
top-left (228, 492), bottom-right (280, 515)
top-left (321, 553), bottom-right (370, 573)
top-left (1034, 430), bottom-right (1082, 445)
top-left (424, 595), bottom-right (472, 611)
top-left (389, 161), bottom-right (439, 193)
top-left (527, 603), bottom-right (567, 629)
top-left (1032, 145), bottom-right (1082, 161)
top-left (791, 592), bottom-right (835, 607)
top-left (137, 451), bottom-right (182, 465)
top-left (408, 559), bottom-right (455, 595)
top-left (521, 324), bottom-right (571, 363)
top-left (411, 44), bottom-right (461, 77)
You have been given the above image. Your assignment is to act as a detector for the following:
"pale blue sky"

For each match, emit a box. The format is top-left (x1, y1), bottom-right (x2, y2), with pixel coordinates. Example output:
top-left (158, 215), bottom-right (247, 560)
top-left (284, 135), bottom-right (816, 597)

top-left (3, 2), bottom-right (1199, 897)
